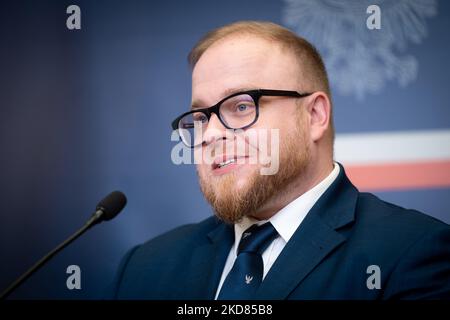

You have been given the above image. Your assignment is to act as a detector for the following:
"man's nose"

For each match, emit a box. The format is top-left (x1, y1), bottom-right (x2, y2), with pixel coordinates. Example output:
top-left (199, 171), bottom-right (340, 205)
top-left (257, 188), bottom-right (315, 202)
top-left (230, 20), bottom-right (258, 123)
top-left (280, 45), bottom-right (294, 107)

top-left (202, 113), bottom-right (228, 146)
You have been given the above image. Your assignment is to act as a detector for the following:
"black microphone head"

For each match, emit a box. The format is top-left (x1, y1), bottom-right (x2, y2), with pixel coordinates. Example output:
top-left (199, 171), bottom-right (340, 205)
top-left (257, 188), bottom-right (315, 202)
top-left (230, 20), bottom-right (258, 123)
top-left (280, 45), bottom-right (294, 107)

top-left (96, 191), bottom-right (127, 221)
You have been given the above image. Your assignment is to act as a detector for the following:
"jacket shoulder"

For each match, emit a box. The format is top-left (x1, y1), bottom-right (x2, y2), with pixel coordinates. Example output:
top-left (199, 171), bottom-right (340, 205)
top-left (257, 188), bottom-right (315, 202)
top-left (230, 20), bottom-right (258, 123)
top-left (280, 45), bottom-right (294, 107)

top-left (136, 215), bottom-right (222, 256)
top-left (349, 191), bottom-right (450, 264)
top-left (356, 191), bottom-right (449, 231)
top-left (111, 216), bottom-right (224, 299)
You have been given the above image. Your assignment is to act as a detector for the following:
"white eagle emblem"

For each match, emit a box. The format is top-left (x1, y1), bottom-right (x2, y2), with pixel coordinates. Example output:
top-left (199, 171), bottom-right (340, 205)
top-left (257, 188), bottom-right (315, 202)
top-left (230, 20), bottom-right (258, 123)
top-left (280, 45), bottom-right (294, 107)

top-left (242, 232), bottom-right (252, 239)
top-left (245, 275), bottom-right (254, 284)
top-left (282, 0), bottom-right (437, 100)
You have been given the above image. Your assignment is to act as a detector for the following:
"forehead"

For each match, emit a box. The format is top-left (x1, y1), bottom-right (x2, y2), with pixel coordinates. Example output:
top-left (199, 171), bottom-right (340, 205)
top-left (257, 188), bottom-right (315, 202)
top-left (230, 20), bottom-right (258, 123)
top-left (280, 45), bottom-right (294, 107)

top-left (191, 35), bottom-right (300, 106)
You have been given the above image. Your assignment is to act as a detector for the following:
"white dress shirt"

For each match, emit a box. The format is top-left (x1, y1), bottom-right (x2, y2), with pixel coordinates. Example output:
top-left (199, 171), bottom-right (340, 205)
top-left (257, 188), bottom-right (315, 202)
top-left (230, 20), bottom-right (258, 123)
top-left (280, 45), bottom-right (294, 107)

top-left (215, 162), bottom-right (340, 298)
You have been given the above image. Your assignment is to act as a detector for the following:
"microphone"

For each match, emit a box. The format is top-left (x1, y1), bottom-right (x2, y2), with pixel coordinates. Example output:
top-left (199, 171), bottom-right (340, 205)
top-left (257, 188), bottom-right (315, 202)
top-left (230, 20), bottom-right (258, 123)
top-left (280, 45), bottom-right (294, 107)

top-left (89, 190), bottom-right (127, 225)
top-left (0, 191), bottom-right (127, 300)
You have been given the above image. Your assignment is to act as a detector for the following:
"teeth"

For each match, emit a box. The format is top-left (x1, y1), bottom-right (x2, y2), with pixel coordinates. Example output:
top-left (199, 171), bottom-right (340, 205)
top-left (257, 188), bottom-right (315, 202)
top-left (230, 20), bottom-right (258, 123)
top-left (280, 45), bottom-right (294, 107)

top-left (218, 159), bottom-right (236, 168)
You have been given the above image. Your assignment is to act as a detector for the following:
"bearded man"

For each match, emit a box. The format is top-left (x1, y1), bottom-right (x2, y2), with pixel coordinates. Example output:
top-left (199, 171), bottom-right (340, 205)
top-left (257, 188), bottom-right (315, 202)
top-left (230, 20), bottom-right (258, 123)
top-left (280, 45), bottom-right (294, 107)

top-left (111, 21), bottom-right (450, 300)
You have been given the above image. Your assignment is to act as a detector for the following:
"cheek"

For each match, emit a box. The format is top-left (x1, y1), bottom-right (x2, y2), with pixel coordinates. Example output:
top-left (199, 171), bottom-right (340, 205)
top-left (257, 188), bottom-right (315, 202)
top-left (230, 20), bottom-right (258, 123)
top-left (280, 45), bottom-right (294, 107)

top-left (196, 162), bottom-right (209, 175)
top-left (257, 111), bottom-right (280, 128)
top-left (195, 149), bottom-right (209, 174)
top-left (257, 103), bottom-right (298, 130)
top-left (194, 147), bottom-right (213, 168)
top-left (253, 112), bottom-right (293, 145)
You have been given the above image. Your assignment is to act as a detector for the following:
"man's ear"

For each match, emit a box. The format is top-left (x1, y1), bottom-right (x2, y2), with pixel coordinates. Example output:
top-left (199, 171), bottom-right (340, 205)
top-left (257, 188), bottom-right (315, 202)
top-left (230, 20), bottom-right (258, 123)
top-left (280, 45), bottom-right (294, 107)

top-left (305, 92), bottom-right (331, 143)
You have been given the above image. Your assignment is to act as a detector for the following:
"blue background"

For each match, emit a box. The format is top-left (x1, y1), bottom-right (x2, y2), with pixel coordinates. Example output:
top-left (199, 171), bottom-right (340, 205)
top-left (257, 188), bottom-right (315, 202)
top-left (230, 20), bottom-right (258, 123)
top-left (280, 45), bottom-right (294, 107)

top-left (0, 0), bottom-right (449, 299)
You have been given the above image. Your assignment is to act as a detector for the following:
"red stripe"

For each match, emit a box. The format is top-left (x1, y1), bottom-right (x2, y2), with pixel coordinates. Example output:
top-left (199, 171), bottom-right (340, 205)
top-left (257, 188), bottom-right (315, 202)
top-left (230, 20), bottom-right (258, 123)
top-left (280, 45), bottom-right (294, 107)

top-left (345, 160), bottom-right (450, 191)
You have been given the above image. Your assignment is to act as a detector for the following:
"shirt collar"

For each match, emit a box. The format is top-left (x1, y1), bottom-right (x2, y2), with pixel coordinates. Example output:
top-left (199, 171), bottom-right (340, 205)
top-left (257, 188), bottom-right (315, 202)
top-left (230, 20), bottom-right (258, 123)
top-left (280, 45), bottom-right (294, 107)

top-left (233, 162), bottom-right (340, 254)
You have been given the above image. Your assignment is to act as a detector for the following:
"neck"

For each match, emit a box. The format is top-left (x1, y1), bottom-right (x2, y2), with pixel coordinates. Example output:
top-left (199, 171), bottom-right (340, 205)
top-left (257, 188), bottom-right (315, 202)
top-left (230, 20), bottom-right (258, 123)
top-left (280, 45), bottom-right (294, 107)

top-left (251, 158), bottom-right (334, 221)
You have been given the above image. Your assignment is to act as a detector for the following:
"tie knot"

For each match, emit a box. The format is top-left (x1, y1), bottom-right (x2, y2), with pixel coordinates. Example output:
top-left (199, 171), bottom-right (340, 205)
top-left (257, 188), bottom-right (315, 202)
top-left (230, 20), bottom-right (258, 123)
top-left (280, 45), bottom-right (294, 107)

top-left (238, 222), bottom-right (278, 255)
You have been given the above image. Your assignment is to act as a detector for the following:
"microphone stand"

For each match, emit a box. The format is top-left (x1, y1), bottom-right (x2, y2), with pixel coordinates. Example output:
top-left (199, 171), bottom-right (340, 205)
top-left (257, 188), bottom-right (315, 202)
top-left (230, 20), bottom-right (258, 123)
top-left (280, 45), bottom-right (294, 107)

top-left (0, 210), bottom-right (104, 300)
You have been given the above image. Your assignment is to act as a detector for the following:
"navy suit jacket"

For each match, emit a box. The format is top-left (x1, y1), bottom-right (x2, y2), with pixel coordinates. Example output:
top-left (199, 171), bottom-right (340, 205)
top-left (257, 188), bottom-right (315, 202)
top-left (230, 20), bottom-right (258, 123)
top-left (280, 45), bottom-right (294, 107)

top-left (112, 165), bottom-right (450, 299)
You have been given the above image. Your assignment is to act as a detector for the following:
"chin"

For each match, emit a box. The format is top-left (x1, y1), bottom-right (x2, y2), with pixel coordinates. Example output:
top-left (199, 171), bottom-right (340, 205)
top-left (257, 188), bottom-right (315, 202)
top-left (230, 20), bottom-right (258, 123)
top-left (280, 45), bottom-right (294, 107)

top-left (234, 174), bottom-right (252, 190)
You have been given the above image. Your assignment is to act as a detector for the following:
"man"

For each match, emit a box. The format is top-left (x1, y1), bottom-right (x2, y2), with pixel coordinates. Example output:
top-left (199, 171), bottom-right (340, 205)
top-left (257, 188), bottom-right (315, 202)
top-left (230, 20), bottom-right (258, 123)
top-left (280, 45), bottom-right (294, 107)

top-left (112, 21), bottom-right (450, 299)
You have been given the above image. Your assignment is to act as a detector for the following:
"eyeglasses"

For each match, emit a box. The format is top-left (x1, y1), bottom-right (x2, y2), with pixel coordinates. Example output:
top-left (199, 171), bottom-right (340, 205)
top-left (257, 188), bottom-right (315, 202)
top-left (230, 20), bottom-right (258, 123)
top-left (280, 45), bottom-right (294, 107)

top-left (171, 89), bottom-right (313, 147)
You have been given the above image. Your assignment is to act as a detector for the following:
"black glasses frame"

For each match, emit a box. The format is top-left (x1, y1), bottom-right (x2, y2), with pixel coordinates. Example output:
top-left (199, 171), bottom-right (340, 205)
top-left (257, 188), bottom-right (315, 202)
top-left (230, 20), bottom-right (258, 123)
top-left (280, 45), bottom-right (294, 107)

top-left (171, 89), bottom-right (314, 147)
top-left (171, 89), bottom-right (313, 132)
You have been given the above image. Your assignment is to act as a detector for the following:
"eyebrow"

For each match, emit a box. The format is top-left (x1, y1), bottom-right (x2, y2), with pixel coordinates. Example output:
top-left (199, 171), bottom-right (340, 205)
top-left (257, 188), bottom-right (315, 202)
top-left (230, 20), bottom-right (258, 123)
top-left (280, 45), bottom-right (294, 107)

top-left (190, 86), bottom-right (257, 110)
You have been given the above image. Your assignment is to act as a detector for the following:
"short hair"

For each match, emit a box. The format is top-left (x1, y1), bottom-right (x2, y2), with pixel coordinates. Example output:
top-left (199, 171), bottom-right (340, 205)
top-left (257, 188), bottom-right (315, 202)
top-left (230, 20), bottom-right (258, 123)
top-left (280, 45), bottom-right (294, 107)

top-left (188, 21), bottom-right (334, 145)
top-left (188, 21), bottom-right (330, 97)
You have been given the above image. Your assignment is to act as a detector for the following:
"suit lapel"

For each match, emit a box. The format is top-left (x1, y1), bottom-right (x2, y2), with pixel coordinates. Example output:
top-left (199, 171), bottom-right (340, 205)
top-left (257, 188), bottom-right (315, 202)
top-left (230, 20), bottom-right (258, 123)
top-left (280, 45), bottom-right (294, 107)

top-left (255, 163), bottom-right (358, 299)
top-left (254, 212), bottom-right (345, 299)
top-left (179, 221), bottom-right (234, 299)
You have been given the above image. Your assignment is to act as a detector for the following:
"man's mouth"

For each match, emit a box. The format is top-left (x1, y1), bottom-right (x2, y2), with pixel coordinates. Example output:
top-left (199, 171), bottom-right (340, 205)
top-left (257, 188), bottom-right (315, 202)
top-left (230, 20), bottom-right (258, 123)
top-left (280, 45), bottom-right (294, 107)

top-left (216, 158), bottom-right (236, 168)
top-left (211, 155), bottom-right (249, 174)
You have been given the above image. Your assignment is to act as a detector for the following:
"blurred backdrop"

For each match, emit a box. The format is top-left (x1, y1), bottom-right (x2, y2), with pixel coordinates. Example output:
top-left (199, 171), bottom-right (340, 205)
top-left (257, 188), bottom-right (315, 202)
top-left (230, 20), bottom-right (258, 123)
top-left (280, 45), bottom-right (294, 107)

top-left (0, 0), bottom-right (449, 299)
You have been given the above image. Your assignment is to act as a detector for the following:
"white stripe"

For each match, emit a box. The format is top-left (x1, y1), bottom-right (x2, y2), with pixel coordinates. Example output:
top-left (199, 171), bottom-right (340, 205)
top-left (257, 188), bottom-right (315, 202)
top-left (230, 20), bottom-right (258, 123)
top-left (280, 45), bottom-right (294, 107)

top-left (334, 129), bottom-right (450, 165)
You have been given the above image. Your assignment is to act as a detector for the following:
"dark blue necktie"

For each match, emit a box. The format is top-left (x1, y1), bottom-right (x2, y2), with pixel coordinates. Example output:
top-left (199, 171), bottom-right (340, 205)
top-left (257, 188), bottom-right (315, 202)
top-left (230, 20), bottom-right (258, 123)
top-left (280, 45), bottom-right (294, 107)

top-left (217, 222), bottom-right (278, 300)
